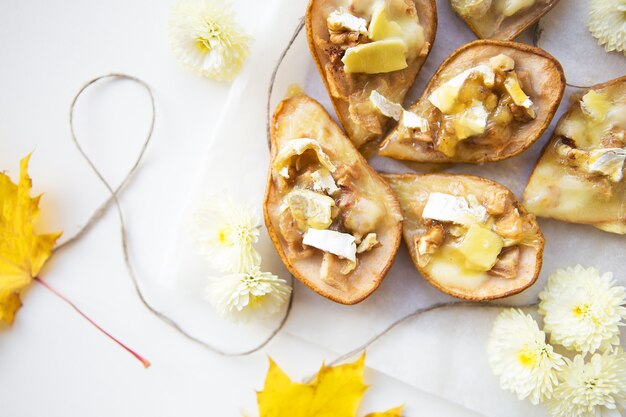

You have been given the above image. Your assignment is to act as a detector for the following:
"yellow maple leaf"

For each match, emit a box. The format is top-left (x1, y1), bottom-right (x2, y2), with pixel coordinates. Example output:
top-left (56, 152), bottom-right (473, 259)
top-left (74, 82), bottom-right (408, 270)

top-left (0, 154), bottom-right (61, 324)
top-left (256, 354), bottom-right (403, 417)
top-left (364, 406), bottom-right (404, 417)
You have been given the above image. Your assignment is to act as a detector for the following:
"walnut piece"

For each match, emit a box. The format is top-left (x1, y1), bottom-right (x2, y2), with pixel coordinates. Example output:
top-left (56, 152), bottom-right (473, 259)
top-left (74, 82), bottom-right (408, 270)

top-left (326, 9), bottom-right (368, 49)
top-left (485, 187), bottom-right (509, 216)
top-left (495, 208), bottom-right (523, 246)
top-left (356, 233), bottom-right (380, 253)
top-left (489, 246), bottom-right (520, 279)
top-left (417, 224), bottom-right (445, 256)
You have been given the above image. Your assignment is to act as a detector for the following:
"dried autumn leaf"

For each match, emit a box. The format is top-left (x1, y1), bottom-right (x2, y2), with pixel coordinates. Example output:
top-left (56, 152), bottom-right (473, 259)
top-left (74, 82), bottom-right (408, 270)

top-left (256, 354), bottom-right (403, 417)
top-left (364, 406), bottom-right (404, 417)
top-left (0, 154), bottom-right (61, 324)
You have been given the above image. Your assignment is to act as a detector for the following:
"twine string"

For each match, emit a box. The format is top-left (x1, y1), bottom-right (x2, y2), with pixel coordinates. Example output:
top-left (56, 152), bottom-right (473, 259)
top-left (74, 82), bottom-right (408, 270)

top-left (326, 300), bottom-right (539, 368)
top-left (60, 73), bottom-right (292, 356)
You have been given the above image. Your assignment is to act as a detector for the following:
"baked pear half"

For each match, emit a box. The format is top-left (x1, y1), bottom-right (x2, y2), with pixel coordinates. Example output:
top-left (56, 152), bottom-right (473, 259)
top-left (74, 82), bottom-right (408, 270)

top-left (384, 173), bottom-right (544, 300)
top-left (450, 0), bottom-right (560, 41)
top-left (306, 0), bottom-right (437, 149)
top-left (264, 94), bottom-right (403, 304)
top-left (378, 40), bottom-right (565, 163)
top-left (523, 76), bottom-right (626, 234)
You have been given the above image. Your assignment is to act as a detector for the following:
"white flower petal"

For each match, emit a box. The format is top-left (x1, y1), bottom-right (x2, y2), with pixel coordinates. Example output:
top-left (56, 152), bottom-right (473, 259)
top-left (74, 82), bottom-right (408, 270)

top-left (193, 196), bottom-right (261, 273)
top-left (168, 0), bottom-right (252, 81)
top-left (588, 0), bottom-right (626, 54)
top-left (539, 265), bottom-right (626, 355)
top-left (547, 349), bottom-right (626, 417)
top-left (488, 309), bottom-right (564, 404)
top-left (205, 267), bottom-right (291, 323)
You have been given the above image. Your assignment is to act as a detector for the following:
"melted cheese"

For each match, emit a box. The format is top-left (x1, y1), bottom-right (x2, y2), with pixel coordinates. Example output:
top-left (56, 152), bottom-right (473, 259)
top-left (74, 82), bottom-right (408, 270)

top-left (274, 138), bottom-right (336, 178)
top-left (424, 246), bottom-right (489, 290)
top-left (428, 65), bottom-right (495, 114)
top-left (286, 189), bottom-right (336, 231)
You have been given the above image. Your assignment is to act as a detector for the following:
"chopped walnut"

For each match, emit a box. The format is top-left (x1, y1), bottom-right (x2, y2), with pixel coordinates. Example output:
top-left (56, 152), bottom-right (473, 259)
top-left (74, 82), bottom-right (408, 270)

top-left (340, 258), bottom-right (358, 275)
top-left (320, 253), bottom-right (353, 289)
top-left (349, 95), bottom-right (384, 134)
top-left (278, 209), bottom-right (312, 260)
top-left (485, 188), bottom-right (509, 216)
top-left (601, 128), bottom-right (626, 148)
top-left (508, 100), bottom-right (536, 122)
top-left (329, 31), bottom-right (361, 47)
top-left (490, 246), bottom-right (520, 279)
top-left (356, 233), bottom-right (380, 253)
top-left (417, 224), bottom-right (445, 256)
top-left (320, 253), bottom-right (340, 288)
top-left (327, 9), bottom-right (368, 49)
top-left (334, 163), bottom-right (360, 189)
top-left (495, 208), bottom-right (523, 246)
top-left (556, 141), bottom-right (589, 167)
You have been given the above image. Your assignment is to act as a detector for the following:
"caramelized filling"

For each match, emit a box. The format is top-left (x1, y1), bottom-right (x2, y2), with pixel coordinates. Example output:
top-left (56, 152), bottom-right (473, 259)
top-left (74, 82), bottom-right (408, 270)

top-left (405, 185), bottom-right (540, 284)
top-left (271, 138), bottom-right (383, 286)
top-left (451, 0), bottom-right (555, 39)
top-left (393, 54), bottom-right (536, 157)
top-left (523, 82), bottom-right (626, 230)
top-left (315, 0), bottom-right (429, 141)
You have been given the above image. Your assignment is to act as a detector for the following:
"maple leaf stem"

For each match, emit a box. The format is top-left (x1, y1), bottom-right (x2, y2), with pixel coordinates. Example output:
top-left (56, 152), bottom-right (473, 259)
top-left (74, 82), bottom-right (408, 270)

top-left (33, 277), bottom-right (151, 368)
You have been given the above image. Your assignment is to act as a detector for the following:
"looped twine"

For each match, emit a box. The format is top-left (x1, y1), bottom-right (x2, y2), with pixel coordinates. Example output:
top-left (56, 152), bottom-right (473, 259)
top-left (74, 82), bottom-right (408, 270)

top-left (59, 73), bottom-right (292, 356)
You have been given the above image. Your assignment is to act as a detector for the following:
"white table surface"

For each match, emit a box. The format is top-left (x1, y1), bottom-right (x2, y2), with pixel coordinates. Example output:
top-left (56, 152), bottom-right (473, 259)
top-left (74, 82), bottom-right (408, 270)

top-left (0, 1), bottom-right (485, 416)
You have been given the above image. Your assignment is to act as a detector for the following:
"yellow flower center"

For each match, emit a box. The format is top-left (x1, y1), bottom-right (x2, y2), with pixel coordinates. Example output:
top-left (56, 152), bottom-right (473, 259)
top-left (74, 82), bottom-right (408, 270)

top-left (195, 37), bottom-right (212, 52)
top-left (517, 348), bottom-right (537, 368)
top-left (217, 226), bottom-right (233, 246)
top-left (216, 223), bottom-right (257, 247)
top-left (195, 20), bottom-right (222, 52)
top-left (248, 295), bottom-right (263, 309)
top-left (573, 304), bottom-right (590, 318)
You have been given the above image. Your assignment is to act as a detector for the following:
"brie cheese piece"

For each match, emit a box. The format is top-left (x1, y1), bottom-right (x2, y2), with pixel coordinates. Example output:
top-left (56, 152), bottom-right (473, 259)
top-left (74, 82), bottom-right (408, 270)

top-left (370, 90), bottom-right (403, 120)
top-left (588, 148), bottom-right (626, 182)
top-left (311, 169), bottom-right (340, 196)
top-left (401, 110), bottom-right (430, 132)
top-left (327, 9), bottom-right (368, 35)
top-left (428, 65), bottom-right (495, 114)
top-left (421, 192), bottom-right (489, 225)
top-left (302, 229), bottom-right (357, 262)
top-left (274, 138), bottom-right (336, 179)
top-left (370, 90), bottom-right (429, 132)
top-left (452, 100), bottom-right (489, 139)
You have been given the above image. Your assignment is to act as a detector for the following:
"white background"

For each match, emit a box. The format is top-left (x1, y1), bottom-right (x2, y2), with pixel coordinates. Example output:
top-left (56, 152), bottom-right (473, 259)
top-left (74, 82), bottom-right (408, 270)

top-left (0, 1), bottom-right (482, 416)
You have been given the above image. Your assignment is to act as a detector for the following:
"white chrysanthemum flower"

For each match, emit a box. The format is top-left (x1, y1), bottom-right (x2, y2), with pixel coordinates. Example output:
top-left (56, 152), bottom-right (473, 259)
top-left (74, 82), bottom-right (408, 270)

top-left (588, 0), bottom-right (626, 55)
top-left (488, 309), bottom-right (565, 404)
top-left (539, 265), bottom-right (626, 355)
top-left (206, 267), bottom-right (291, 323)
top-left (193, 197), bottom-right (261, 273)
top-left (547, 350), bottom-right (626, 417)
top-left (168, 0), bottom-right (251, 81)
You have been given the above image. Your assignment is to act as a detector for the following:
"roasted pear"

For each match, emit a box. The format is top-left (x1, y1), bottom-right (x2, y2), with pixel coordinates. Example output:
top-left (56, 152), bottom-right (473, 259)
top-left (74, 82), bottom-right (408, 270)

top-left (264, 94), bottom-right (403, 304)
top-left (306, 0), bottom-right (437, 149)
top-left (450, 0), bottom-right (560, 41)
top-left (523, 76), bottom-right (626, 234)
top-left (384, 173), bottom-right (544, 300)
top-left (379, 40), bottom-right (565, 163)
